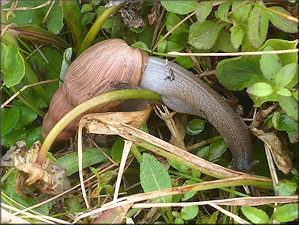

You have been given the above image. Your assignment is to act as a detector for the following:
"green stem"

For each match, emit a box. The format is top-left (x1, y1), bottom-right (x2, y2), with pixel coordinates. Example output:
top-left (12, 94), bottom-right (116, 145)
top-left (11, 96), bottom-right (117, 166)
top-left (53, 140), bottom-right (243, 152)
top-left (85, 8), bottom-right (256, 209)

top-left (36, 89), bottom-right (162, 165)
top-left (78, 4), bottom-right (124, 54)
top-left (10, 87), bottom-right (45, 117)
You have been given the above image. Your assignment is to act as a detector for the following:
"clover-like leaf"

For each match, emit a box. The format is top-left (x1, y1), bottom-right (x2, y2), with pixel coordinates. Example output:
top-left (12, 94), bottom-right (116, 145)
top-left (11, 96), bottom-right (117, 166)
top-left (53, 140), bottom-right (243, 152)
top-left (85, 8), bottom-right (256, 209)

top-left (247, 82), bottom-right (274, 97)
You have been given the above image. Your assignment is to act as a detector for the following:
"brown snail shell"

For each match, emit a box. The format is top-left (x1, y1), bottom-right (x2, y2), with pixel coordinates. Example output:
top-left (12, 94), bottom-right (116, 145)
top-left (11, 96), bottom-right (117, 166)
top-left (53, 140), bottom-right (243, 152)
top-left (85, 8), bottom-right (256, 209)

top-left (42, 39), bottom-right (149, 141)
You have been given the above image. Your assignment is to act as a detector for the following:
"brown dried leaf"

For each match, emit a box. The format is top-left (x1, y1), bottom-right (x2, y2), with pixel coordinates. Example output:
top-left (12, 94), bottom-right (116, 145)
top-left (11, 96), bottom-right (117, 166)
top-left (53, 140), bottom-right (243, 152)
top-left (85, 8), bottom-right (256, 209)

top-left (250, 127), bottom-right (293, 175)
top-left (81, 105), bottom-right (152, 135)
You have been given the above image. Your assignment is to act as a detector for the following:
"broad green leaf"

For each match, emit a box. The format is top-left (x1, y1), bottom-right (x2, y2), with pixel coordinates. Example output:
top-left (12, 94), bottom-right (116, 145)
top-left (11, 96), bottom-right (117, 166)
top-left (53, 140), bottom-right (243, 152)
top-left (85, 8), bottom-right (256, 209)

top-left (215, 1), bottom-right (231, 23)
top-left (195, 1), bottom-right (213, 23)
top-left (273, 204), bottom-right (299, 222)
top-left (268, 6), bottom-right (298, 33)
top-left (241, 206), bottom-right (269, 224)
top-left (248, 5), bottom-right (269, 48)
top-left (168, 159), bottom-right (190, 175)
top-left (230, 25), bottom-right (245, 49)
top-left (111, 137), bottom-right (125, 162)
top-left (1, 43), bottom-right (25, 88)
top-left (1, 108), bottom-right (20, 136)
top-left (247, 82), bottom-right (274, 97)
top-left (82, 12), bottom-right (96, 25)
top-left (188, 21), bottom-right (222, 50)
top-left (213, 28), bottom-right (238, 53)
top-left (186, 119), bottom-right (206, 135)
top-left (274, 180), bottom-right (298, 196)
top-left (175, 56), bottom-right (194, 69)
top-left (131, 41), bottom-right (151, 53)
top-left (292, 90), bottom-right (298, 101)
top-left (165, 13), bottom-right (189, 35)
top-left (260, 46), bottom-right (282, 83)
top-left (157, 38), bottom-right (167, 53)
top-left (165, 41), bottom-right (185, 52)
top-left (276, 87), bottom-right (292, 97)
top-left (140, 153), bottom-right (172, 203)
top-left (216, 57), bottom-right (263, 91)
top-left (6, 1), bottom-right (44, 26)
top-left (2, 126), bottom-right (42, 148)
top-left (169, 33), bottom-right (188, 44)
top-left (278, 96), bottom-right (298, 121)
top-left (201, 211), bottom-right (219, 224)
top-left (208, 140), bottom-right (228, 161)
top-left (250, 92), bottom-right (280, 107)
top-left (57, 147), bottom-right (110, 176)
top-left (81, 4), bottom-right (93, 13)
top-left (273, 113), bottom-right (298, 131)
top-left (65, 196), bottom-right (82, 212)
top-left (275, 63), bottom-right (297, 87)
top-left (47, 1), bottom-right (64, 34)
top-left (14, 107), bottom-right (37, 129)
top-left (232, 2), bottom-right (252, 22)
top-left (181, 180), bottom-right (197, 201)
top-left (161, 0), bottom-right (196, 15)
top-left (181, 205), bottom-right (199, 220)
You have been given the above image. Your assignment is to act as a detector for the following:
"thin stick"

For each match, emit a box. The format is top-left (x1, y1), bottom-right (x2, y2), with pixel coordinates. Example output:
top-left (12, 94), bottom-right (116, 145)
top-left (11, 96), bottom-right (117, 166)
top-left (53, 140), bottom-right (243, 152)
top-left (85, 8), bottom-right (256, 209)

top-left (168, 48), bottom-right (299, 57)
top-left (1, 79), bottom-right (58, 109)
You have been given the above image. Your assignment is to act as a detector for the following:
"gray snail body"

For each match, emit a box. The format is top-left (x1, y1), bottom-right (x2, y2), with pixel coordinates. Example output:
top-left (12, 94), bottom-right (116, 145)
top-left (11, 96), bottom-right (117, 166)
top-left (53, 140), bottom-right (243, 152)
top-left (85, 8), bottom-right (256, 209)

top-left (141, 57), bottom-right (253, 173)
top-left (43, 39), bottom-right (253, 173)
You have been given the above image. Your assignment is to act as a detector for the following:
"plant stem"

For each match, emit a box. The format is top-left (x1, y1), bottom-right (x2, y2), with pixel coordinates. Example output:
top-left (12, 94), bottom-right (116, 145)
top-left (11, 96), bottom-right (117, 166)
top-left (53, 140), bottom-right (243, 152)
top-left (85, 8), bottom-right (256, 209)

top-left (36, 89), bottom-right (162, 165)
top-left (78, 4), bottom-right (124, 54)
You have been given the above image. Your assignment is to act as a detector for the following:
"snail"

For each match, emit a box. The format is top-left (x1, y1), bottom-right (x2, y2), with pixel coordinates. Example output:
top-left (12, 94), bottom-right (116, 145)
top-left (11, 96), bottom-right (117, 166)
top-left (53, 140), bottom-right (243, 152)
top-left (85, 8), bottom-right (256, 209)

top-left (42, 39), bottom-right (253, 173)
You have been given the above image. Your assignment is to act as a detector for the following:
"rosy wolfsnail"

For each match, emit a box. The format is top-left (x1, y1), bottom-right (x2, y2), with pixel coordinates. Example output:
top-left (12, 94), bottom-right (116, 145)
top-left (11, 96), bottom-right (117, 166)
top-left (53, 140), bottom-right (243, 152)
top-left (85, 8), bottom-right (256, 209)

top-left (42, 39), bottom-right (253, 172)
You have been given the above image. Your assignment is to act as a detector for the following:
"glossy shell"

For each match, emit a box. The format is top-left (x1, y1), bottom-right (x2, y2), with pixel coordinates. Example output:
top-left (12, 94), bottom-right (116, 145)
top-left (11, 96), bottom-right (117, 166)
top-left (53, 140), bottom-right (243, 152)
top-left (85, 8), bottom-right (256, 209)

top-left (42, 39), bottom-right (149, 141)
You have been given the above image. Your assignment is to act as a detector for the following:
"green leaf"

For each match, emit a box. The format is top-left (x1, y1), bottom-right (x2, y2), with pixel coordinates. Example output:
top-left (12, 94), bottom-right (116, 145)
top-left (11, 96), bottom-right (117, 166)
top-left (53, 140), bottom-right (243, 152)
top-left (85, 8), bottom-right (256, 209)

top-left (231, 2), bottom-right (252, 22)
top-left (241, 206), bottom-right (269, 224)
top-left (292, 90), bottom-right (298, 101)
top-left (195, 1), bottom-right (213, 23)
top-left (2, 126), bottom-right (42, 148)
top-left (188, 21), bottom-right (222, 50)
top-left (165, 13), bottom-right (189, 35)
top-left (81, 4), bottom-right (93, 13)
top-left (273, 113), bottom-right (298, 132)
top-left (47, 1), bottom-right (64, 34)
top-left (175, 56), bottom-right (194, 69)
top-left (82, 12), bottom-right (96, 25)
top-left (276, 87), bottom-right (292, 97)
top-left (248, 5), bottom-right (269, 48)
top-left (181, 205), bottom-right (199, 220)
top-left (186, 119), bottom-right (206, 135)
top-left (215, 1), bottom-right (231, 23)
top-left (6, 1), bottom-right (44, 26)
top-left (230, 25), bottom-right (245, 49)
top-left (65, 195), bottom-right (82, 212)
top-left (247, 82), bottom-right (274, 97)
top-left (260, 46), bottom-right (282, 83)
top-left (165, 41), bottom-right (185, 52)
top-left (140, 153), bottom-right (172, 203)
top-left (181, 180), bottom-right (197, 201)
top-left (278, 96), bottom-right (298, 121)
top-left (275, 63), bottom-right (297, 87)
top-left (1, 43), bottom-right (25, 88)
top-left (111, 137), bottom-right (125, 163)
top-left (57, 147), bottom-right (110, 176)
top-left (216, 57), bottom-right (263, 91)
top-left (213, 28), bottom-right (238, 53)
top-left (1, 108), bottom-right (20, 136)
top-left (157, 38), bottom-right (167, 53)
top-left (131, 41), bottom-right (151, 53)
top-left (14, 107), bottom-right (37, 128)
top-left (268, 6), bottom-right (298, 33)
top-left (208, 140), bottom-right (228, 161)
top-left (274, 180), bottom-right (298, 196)
top-left (273, 204), bottom-right (299, 222)
top-left (201, 211), bottom-right (219, 224)
top-left (161, 0), bottom-right (196, 15)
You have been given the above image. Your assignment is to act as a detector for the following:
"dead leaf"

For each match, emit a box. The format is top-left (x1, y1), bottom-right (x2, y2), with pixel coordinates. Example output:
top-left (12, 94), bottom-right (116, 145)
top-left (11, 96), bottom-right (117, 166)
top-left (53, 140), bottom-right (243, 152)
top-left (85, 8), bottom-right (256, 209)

top-left (250, 127), bottom-right (293, 175)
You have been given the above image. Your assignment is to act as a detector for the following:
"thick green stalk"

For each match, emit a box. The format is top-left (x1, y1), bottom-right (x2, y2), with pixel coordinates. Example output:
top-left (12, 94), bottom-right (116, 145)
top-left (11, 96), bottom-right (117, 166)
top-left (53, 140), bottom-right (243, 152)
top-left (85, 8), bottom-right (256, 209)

top-left (78, 4), bottom-right (124, 54)
top-left (36, 89), bottom-right (162, 165)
